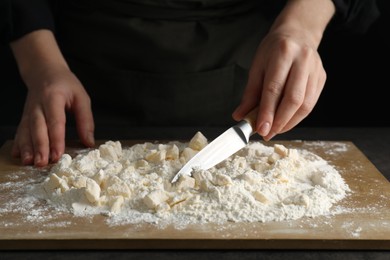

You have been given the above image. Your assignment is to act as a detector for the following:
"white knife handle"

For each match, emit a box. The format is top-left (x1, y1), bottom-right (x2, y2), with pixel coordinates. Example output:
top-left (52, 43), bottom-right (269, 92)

top-left (242, 107), bottom-right (258, 134)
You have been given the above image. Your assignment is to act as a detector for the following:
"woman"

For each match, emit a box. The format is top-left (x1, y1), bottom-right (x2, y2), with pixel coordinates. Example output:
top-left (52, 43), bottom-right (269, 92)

top-left (2, 0), bottom-right (379, 166)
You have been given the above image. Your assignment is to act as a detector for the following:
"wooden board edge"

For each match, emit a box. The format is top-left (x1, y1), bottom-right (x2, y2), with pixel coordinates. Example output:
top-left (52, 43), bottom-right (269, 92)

top-left (0, 238), bottom-right (389, 250)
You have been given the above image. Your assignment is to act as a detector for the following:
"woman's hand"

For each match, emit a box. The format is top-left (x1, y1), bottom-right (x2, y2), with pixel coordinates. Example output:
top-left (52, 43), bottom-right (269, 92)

top-left (10, 30), bottom-right (95, 166)
top-left (233, 28), bottom-right (327, 140)
top-left (12, 67), bottom-right (95, 166)
top-left (233, 0), bottom-right (335, 140)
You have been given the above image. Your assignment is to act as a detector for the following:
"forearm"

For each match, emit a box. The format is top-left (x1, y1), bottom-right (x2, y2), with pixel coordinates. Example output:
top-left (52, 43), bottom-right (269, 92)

top-left (270, 0), bottom-right (336, 49)
top-left (10, 29), bottom-right (69, 88)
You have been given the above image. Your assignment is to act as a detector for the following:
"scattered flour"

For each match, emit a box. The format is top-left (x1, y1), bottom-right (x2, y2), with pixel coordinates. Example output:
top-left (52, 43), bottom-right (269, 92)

top-left (28, 132), bottom-right (351, 227)
top-left (302, 141), bottom-right (349, 155)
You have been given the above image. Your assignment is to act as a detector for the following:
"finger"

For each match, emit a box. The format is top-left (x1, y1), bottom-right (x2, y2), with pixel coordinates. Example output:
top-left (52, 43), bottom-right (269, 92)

top-left (256, 55), bottom-right (293, 137)
top-left (232, 68), bottom-right (264, 121)
top-left (73, 94), bottom-right (95, 147)
top-left (268, 61), bottom-right (308, 135)
top-left (280, 69), bottom-right (326, 133)
top-left (11, 143), bottom-right (20, 158)
top-left (12, 118), bottom-right (34, 165)
top-left (30, 109), bottom-right (50, 167)
top-left (44, 96), bottom-right (66, 163)
top-left (12, 130), bottom-right (21, 159)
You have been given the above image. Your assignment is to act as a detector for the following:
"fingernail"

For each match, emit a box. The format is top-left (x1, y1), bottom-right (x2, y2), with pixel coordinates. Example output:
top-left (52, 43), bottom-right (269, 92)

top-left (234, 104), bottom-right (242, 113)
top-left (266, 132), bottom-right (276, 141)
top-left (87, 133), bottom-right (95, 146)
top-left (34, 153), bottom-right (42, 166)
top-left (232, 106), bottom-right (242, 119)
top-left (50, 150), bottom-right (58, 162)
top-left (258, 122), bottom-right (270, 136)
top-left (22, 151), bottom-right (33, 165)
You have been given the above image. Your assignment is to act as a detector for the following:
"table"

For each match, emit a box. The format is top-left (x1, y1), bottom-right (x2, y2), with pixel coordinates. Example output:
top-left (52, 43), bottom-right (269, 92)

top-left (0, 126), bottom-right (389, 259)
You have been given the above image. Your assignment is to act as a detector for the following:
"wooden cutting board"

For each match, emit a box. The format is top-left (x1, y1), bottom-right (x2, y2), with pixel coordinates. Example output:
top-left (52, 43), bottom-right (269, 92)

top-left (0, 140), bottom-right (389, 250)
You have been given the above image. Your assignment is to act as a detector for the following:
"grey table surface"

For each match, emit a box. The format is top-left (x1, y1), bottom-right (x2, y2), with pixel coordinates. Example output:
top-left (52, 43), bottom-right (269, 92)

top-left (0, 126), bottom-right (389, 259)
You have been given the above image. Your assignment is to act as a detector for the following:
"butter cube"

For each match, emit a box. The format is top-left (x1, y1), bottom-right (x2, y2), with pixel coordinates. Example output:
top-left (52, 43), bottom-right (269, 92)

top-left (253, 191), bottom-right (269, 203)
top-left (166, 144), bottom-right (179, 160)
top-left (51, 154), bottom-right (72, 173)
top-left (268, 152), bottom-right (281, 164)
top-left (143, 190), bottom-right (169, 209)
top-left (180, 147), bottom-right (198, 163)
top-left (274, 144), bottom-right (288, 157)
top-left (214, 173), bottom-right (232, 186)
top-left (192, 170), bottom-right (213, 186)
top-left (110, 196), bottom-right (124, 213)
top-left (239, 171), bottom-right (259, 185)
top-left (188, 131), bottom-right (208, 151)
top-left (145, 150), bottom-right (166, 163)
top-left (72, 175), bottom-right (88, 188)
top-left (106, 182), bottom-right (131, 198)
top-left (99, 141), bottom-right (122, 162)
top-left (175, 175), bottom-right (196, 191)
top-left (84, 178), bottom-right (101, 203)
top-left (43, 173), bottom-right (69, 194)
top-left (135, 159), bottom-right (149, 169)
top-left (104, 161), bottom-right (123, 175)
top-left (93, 169), bottom-right (106, 186)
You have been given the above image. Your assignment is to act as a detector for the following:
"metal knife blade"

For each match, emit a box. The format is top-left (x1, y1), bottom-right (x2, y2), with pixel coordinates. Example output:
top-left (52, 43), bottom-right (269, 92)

top-left (171, 108), bottom-right (257, 183)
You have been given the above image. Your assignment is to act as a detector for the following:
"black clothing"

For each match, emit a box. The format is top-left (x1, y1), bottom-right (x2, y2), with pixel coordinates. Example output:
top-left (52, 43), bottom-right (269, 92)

top-left (0, 0), bottom-right (381, 127)
top-left (55, 0), bottom-right (269, 126)
top-left (2, 0), bottom-right (380, 43)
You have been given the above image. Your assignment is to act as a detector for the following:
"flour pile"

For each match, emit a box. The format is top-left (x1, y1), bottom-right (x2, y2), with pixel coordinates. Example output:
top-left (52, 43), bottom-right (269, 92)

top-left (31, 132), bottom-right (350, 225)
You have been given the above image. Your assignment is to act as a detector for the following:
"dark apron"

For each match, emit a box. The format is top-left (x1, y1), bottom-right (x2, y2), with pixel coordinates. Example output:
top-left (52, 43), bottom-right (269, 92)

top-left (56, 0), bottom-right (275, 127)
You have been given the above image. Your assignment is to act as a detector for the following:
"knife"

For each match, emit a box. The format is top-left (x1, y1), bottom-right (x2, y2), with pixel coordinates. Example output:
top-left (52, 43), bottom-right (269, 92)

top-left (171, 108), bottom-right (258, 183)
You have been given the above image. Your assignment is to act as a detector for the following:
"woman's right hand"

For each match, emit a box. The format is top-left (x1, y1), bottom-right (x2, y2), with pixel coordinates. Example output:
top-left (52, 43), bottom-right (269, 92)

top-left (10, 30), bottom-right (95, 167)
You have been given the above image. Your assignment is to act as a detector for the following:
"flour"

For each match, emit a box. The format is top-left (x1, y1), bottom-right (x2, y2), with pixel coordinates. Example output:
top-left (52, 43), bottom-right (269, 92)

top-left (28, 132), bottom-right (351, 227)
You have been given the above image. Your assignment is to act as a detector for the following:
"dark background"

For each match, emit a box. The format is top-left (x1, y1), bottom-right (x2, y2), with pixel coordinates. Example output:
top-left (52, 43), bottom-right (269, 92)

top-left (0, 1), bottom-right (389, 128)
top-left (307, 0), bottom-right (390, 127)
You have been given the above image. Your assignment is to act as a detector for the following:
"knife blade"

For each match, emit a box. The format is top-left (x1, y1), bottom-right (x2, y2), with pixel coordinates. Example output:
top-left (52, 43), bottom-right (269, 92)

top-left (171, 108), bottom-right (258, 183)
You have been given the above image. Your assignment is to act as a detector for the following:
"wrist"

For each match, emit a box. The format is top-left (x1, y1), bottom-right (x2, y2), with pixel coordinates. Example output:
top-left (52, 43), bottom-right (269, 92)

top-left (10, 29), bottom-right (70, 89)
top-left (270, 0), bottom-right (336, 49)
